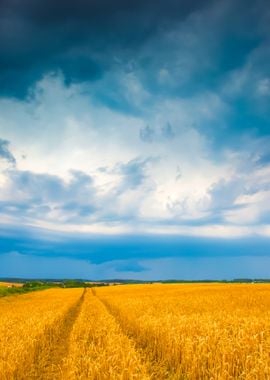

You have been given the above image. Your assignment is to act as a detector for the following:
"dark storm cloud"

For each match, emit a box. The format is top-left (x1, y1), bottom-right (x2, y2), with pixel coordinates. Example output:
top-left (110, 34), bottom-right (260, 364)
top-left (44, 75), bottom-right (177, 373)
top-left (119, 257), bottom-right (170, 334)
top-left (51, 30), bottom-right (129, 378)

top-left (1, 224), bottom-right (270, 265)
top-left (0, 0), bottom-right (270, 138)
top-left (0, 0), bottom-right (213, 97)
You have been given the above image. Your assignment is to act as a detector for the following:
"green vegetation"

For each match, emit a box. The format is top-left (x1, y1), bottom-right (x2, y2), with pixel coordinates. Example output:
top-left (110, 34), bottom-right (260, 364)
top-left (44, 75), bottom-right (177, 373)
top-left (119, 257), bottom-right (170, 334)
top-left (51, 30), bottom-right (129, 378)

top-left (0, 282), bottom-right (55, 297)
top-left (0, 286), bottom-right (25, 297)
top-left (62, 280), bottom-right (90, 288)
top-left (0, 280), bottom-right (109, 297)
top-left (62, 280), bottom-right (109, 288)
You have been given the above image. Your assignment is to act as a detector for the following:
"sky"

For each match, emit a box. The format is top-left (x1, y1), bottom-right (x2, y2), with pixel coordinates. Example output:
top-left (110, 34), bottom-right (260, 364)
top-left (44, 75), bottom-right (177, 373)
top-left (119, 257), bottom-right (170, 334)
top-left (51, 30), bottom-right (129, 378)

top-left (0, 0), bottom-right (270, 280)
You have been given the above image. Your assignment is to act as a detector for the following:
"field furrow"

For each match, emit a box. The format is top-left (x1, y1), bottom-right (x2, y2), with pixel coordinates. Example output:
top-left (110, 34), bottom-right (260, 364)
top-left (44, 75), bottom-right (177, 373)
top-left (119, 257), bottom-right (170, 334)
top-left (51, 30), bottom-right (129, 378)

top-left (97, 295), bottom-right (172, 379)
top-left (63, 289), bottom-right (151, 380)
top-left (0, 288), bottom-right (83, 380)
top-left (26, 289), bottom-right (86, 379)
top-left (96, 284), bottom-right (270, 380)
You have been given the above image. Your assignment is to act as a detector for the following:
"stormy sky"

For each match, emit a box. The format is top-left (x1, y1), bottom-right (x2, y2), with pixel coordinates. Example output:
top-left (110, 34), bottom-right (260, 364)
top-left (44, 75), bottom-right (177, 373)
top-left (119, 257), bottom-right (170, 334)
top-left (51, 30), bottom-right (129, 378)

top-left (0, 0), bottom-right (270, 279)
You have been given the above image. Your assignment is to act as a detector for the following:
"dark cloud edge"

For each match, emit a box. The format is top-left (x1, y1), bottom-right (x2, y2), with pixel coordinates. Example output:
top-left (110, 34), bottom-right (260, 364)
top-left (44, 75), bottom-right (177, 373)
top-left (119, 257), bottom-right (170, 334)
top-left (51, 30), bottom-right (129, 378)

top-left (0, 223), bottom-right (270, 265)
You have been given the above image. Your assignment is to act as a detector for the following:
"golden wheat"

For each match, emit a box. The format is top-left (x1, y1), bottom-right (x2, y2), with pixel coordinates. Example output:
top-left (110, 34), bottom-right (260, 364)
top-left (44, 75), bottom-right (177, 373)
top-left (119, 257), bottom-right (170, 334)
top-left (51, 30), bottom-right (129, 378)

top-left (64, 289), bottom-right (150, 380)
top-left (1, 284), bottom-right (270, 379)
top-left (96, 284), bottom-right (270, 379)
top-left (0, 288), bottom-right (83, 379)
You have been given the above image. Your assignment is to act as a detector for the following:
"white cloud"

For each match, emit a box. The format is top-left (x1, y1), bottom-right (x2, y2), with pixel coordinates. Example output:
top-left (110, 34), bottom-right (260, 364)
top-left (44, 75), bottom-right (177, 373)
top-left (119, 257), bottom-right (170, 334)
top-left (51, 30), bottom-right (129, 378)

top-left (226, 190), bottom-right (270, 224)
top-left (0, 72), bottom-right (270, 237)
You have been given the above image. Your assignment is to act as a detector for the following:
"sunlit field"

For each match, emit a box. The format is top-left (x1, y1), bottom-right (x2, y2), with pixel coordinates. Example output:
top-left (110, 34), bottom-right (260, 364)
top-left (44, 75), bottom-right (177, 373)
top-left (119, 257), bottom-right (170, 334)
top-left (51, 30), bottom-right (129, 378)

top-left (0, 282), bottom-right (22, 287)
top-left (0, 284), bottom-right (270, 379)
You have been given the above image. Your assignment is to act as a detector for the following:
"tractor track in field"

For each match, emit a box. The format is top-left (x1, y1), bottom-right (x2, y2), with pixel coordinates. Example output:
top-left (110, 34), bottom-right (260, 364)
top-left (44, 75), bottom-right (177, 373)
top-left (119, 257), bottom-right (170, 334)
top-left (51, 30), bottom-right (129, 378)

top-left (21, 289), bottom-right (86, 380)
top-left (92, 290), bottom-right (170, 380)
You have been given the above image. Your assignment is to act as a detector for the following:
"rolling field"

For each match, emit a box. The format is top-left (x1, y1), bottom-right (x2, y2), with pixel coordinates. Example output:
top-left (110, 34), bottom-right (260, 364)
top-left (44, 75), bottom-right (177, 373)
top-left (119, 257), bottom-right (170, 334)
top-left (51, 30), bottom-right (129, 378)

top-left (0, 284), bottom-right (270, 379)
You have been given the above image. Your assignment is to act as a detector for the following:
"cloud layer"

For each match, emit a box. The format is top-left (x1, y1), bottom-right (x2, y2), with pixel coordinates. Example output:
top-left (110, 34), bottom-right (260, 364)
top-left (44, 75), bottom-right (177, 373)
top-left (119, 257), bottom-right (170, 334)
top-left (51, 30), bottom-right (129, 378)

top-left (0, 0), bottom-right (270, 278)
top-left (0, 74), bottom-right (270, 237)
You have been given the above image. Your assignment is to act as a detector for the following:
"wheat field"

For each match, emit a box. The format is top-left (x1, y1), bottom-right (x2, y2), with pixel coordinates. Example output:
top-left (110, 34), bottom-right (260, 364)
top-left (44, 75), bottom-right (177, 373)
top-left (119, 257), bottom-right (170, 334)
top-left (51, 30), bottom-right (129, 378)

top-left (0, 282), bottom-right (23, 287)
top-left (0, 284), bottom-right (270, 379)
